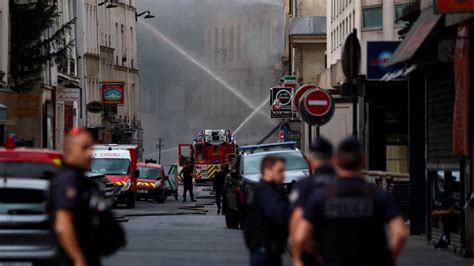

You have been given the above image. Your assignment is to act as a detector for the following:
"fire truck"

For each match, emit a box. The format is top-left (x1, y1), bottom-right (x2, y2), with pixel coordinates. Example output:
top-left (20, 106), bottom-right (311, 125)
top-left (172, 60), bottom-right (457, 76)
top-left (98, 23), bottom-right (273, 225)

top-left (178, 129), bottom-right (237, 182)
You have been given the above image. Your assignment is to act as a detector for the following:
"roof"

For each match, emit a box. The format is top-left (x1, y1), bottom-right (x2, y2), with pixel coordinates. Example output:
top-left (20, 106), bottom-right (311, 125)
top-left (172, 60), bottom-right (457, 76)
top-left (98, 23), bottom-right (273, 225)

top-left (243, 149), bottom-right (302, 158)
top-left (289, 16), bottom-right (326, 36)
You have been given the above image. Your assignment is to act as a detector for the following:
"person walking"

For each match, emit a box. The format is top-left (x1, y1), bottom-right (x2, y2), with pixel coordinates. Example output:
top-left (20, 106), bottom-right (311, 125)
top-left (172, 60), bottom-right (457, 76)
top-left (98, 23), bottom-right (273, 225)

top-left (179, 161), bottom-right (196, 202)
top-left (289, 137), bottom-right (335, 265)
top-left (49, 128), bottom-right (99, 266)
top-left (213, 165), bottom-right (228, 214)
top-left (244, 156), bottom-right (289, 266)
top-left (292, 137), bottom-right (408, 266)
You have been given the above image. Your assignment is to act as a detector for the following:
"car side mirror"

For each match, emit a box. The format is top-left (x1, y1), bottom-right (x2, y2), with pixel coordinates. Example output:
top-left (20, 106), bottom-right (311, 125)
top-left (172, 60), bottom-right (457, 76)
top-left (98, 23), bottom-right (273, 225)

top-left (133, 169), bottom-right (140, 178)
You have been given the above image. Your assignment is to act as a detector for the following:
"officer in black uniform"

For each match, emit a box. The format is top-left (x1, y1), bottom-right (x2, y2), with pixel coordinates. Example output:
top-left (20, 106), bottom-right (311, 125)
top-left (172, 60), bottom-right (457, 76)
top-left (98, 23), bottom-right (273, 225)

top-left (244, 156), bottom-right (289, 266)
top-left (179, 161), bottom-right (196, 202)
top-left (50, 128), bottom-right (99, 266)
top-left (289, 137), bottom-right (335, 265)
top-left (213, 165), bottom-right (228, 214)
top-left (292, 137), bottom-right (408, 266)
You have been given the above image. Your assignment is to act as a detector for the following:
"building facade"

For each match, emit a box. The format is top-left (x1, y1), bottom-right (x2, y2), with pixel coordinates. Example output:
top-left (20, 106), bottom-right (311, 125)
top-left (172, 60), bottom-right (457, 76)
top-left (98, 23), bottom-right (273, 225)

top-left (326, 0), bottom-right (411, 172)
top-left (78, 0), bottom-right (142, 151)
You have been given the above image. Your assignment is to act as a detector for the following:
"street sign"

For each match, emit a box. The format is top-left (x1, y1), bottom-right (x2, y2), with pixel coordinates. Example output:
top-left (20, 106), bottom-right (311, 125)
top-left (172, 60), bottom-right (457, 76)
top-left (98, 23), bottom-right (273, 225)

top-left (293, 84), bottom-right (318, 112)
top-left (271, 87), bottom-right (293, 118)
top-left (342, 31), bottom-right (361, 80)
top-left (298, 88), bottom-right (335, 126)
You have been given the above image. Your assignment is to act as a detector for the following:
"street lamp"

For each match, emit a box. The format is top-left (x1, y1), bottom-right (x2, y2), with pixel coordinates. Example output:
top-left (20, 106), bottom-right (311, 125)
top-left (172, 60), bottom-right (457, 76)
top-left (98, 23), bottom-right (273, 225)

top-left (136, 11), bottom-right (155, 21)
top-left (98, 0), bottom-right (118, 9)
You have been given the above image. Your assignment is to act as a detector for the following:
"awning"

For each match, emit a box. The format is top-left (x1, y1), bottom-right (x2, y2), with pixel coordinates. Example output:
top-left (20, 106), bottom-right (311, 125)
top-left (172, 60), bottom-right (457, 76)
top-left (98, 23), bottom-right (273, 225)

top-left (380, 64), bottom-right (417, 82)
top-left (387, 8), bottom-right (442, 67)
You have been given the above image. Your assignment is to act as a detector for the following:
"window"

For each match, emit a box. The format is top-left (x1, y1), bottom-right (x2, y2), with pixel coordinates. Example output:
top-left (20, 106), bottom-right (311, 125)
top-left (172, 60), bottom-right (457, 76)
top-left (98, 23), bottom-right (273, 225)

top-left (395, 4), bottom-right (409, 26)
top-left (363, 6), bottom-right (383, 29)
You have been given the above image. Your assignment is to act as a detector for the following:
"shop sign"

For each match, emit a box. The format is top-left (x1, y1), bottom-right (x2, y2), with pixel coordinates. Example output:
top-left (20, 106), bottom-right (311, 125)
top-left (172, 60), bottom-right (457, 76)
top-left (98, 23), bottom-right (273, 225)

top-left (367, 41), bottom-right (402, 80)
top-left (270, 87), bottom-right (293, 118)
top-left (453, 26), bottom-right (470, 156)
top-left (101, 81), bottom-right (125, 105)
top-left (86, 101), bottom-right (104, 114)
top-left (436, 0), bottom-right (474, 13)
top-left (56, 87), bottom-right (80, 102)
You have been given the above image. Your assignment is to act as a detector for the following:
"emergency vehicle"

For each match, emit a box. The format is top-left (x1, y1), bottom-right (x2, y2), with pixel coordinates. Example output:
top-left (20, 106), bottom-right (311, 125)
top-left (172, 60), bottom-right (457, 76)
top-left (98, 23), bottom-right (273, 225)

top-left (178, 129), bottom-right (237, 182)
top-left (91, 144), bottom-right (138, 208)
top-left (0, 135), bottom-right (62, 178)
top-left (136, 162), bottom-right (168, 203)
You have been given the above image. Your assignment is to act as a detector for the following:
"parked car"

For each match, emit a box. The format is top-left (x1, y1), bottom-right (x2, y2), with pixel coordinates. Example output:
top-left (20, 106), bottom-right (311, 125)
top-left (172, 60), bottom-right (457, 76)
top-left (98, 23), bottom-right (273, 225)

top-left (136, 162), bottom-right (171, 203)
top-left (223, 142), bottom-right (309, 229)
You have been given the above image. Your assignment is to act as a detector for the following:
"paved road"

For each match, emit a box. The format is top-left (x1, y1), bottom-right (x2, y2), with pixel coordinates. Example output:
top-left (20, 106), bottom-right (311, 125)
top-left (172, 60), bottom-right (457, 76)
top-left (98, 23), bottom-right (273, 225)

top-left (104, 185), bottom-right (473, 266)
top-left (104, 186), bottom-right (251, 266)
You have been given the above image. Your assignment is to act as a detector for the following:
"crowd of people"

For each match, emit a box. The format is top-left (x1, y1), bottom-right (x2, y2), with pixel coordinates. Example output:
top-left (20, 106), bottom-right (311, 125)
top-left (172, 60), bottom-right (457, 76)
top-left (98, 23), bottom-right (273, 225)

top-left (242, 136), bottom-right (409, 266)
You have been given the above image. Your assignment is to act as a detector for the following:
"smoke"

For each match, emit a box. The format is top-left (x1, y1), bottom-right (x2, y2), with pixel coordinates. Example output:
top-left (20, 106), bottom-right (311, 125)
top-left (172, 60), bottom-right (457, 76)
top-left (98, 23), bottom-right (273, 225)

top-left (137, 0), bottom-right (284, 164)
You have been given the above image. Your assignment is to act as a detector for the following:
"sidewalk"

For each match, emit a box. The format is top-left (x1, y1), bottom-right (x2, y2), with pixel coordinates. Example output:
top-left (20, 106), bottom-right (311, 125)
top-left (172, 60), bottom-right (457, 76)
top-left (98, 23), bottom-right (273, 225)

top-left (398, 236), bottom-right (473, 265)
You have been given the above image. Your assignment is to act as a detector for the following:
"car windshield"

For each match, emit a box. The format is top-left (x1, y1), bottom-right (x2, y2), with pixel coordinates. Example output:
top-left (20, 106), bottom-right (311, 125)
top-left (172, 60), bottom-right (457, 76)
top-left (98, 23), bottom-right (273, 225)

top-left (91, 159), bottom-right (130, 175)
top-left (0, 188), bottom-right (46, 214)
top-left (138, 167), bottom-right (161, 180)
top-left (242, 151), bottom-right (308, 175)
top-left (0, 162), bottom-right (59, 178)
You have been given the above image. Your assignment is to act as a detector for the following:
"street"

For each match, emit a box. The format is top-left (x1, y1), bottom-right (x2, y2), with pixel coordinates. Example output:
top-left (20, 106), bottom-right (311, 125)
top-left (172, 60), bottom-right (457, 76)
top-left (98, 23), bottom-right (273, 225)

top-left (105, 186), bottom-right (249, 266)
top-left (104, 186), bottom-right (474, 266)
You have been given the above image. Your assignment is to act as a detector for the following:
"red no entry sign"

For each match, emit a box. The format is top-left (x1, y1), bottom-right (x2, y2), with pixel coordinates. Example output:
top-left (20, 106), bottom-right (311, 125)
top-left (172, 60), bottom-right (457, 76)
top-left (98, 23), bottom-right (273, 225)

top-left (293, 84), bottom-right (317, 112)
top-left (298, 88), bottom-right (334, 126)
top-left (304, 89), bottom-right (332, 116)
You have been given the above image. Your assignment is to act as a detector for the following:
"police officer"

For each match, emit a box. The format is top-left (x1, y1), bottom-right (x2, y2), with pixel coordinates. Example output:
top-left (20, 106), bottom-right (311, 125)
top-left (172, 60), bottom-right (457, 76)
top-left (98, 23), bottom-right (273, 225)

top-left (179, 161), bottom-right (196, 202)
top-left (213, 165), bottom-right (228, 214)
top-left (289, 138), bottom-right (335, 265)
top-left (50, 128), bottom-right (99, 266)
top-left (292, 137), bottom-right (408, 266)
top-left (244, 156), bottom-right (289, 266)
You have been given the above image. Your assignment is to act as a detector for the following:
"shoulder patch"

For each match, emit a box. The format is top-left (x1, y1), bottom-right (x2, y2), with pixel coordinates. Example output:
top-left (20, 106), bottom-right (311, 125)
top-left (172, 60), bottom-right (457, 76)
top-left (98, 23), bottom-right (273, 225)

top-left (66, 187), bottom-right (77, 200)
top-left (289, 190), bottom-right (299, 203)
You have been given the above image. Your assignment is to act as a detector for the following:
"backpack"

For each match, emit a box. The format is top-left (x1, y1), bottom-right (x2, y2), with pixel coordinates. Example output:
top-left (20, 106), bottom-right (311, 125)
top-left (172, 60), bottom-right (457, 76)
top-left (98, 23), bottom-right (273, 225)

top-left (87, 180), bottom-right (126, 256)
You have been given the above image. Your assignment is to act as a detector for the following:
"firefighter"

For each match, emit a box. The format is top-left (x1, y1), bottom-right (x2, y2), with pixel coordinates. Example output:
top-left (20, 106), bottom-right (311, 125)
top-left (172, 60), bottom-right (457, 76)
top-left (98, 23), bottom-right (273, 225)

top-left (179, 160), bottom-right (196, 202)
top-left (213, 165), bottom-right (228, 214)
top-left (243, 156), bottom-right (289, 266)
top-left (49, 128), bottom-right (99, 266)
top-left (292, 137), bottom-right (408, 266)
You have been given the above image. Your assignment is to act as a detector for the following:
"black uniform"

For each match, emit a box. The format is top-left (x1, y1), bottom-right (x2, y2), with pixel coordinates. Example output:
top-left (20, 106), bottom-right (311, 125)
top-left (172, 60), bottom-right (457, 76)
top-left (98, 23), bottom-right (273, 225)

top-left (244, 181), bottom-right (289, 266)
top-left (213, 168), bottom-right (227, 212)
top-left (289, 164), bottom-right (335, 266)
top-left (49, 164), bottom-right (100, 266)
top-left (289, 164), bottom-right (335, 210)
top-left (181, 166), bottom-right (195, 201)
top-left (304, 177), bottom-right (400, 266)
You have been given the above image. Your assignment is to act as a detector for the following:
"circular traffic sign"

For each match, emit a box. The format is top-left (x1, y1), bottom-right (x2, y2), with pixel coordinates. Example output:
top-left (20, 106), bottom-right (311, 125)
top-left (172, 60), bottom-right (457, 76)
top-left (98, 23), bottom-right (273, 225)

top-left (293, 84), bottom-right (317, 112)
top-left (298, 88), bottom-right (335, 126)
top-left (304, 89), bottom-right (332, 116)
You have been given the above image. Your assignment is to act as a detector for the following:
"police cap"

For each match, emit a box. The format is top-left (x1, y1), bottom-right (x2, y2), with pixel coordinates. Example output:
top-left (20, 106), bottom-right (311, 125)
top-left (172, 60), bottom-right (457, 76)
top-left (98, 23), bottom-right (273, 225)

top-left (309, 137), bottom-right (333, 160)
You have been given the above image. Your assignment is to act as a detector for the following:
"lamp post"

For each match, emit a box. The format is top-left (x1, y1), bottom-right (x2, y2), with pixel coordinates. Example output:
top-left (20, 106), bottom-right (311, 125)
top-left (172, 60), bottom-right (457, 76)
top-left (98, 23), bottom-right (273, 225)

top-left (98, 0), bottom-right (118, 9)
top-left (136, 11), bottom-right (155, 21)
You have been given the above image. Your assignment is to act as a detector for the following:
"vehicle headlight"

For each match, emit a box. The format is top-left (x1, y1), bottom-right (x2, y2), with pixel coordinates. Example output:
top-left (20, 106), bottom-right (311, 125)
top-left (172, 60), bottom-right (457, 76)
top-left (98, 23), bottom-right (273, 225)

top-left (154, 181), bottom-right (161, 188)
top-left (121, 179), bottom-right (131, 191)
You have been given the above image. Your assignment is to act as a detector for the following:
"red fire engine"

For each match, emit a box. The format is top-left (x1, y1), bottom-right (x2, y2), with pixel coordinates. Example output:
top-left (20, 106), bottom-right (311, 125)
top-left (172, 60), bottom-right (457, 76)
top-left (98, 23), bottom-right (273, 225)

top-left (178, 129), bottom-right (237, 182)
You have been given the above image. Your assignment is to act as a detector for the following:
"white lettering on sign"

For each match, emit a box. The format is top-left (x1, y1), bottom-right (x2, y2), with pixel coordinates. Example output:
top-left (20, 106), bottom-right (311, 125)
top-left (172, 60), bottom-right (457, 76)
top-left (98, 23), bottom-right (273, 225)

top-left (308, 100), bottom-right (328, 106)
top-left (99, 152), bottom-right (121, 157)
